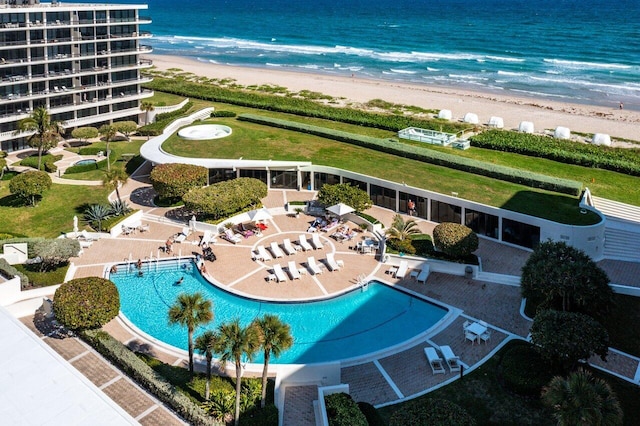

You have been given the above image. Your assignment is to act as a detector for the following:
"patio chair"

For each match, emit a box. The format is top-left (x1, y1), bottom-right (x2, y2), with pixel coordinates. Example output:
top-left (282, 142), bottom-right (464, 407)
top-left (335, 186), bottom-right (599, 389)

top-left (174, 226), bottom-right (190, 243)
top-left (256, 245), bottom-right (272, 261)
top-left (465, 329), bottom-right (478, 345)
top-left (287, 261), bottom-right (301, 280)
top-left (272, 264), bottom-right (287, 282)
top-left (298, 235), bottom-right (313, 251)
top-left (269, 241), bottom-right (285, 259)
top-left (325, 252), bottom-right (343, 271)
top-left (222, 229), bottom-right (242, 245)
top-left (310, 233), bottom-right (324, 250)
top-left (480, 329), bottom-right (492, 344)
top-left (395, 260), bottom-right (408, 278)
top-left (424, 347), bottom-right (446, 375)
top-left (79, 230), bottom-right (96, 241)
top-left (417, 265), bottom-right (430, 283)
top-left (306, 256), bottom-right (323, 275)
top-left (282, 238), bottom-right (298, 255)
top-left (200, 230), bottom-right (217, 246)
top-left (440, 345), bottom-right (461, 373)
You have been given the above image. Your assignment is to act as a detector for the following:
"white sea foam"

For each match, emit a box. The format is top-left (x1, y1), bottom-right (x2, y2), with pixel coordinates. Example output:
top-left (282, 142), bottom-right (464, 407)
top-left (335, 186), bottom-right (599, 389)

top-left (426, 67), bottom-right (440, 72)
top-left (486, 55), bottom-right (525, 63)
top-left (497, 70), bottom-right (525, 76)
top-left (265, 62), bottom-right (283, 67)
top-left (389, 69), bottom-right (417, 74)
top-left (448, 74), bottom-right (488, 81)
top-left (543, 58), bottom-right (632, 70)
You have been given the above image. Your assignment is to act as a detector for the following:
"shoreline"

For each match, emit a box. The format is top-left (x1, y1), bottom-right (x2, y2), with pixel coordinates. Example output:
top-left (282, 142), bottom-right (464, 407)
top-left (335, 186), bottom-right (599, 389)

top-left (148, 54), bottom-right (640, 142)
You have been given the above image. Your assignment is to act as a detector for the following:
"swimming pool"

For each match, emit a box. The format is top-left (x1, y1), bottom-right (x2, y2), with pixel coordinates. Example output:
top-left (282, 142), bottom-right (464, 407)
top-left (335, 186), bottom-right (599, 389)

top-left (74, 159), bottom-right (97, 166)
top-left (111, 260), bottom-right (447, 364)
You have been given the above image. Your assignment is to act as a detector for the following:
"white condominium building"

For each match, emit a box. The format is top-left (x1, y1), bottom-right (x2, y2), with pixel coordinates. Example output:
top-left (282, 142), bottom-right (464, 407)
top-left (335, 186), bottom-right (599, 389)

top-left (0, 0), bottom-right (153, 152)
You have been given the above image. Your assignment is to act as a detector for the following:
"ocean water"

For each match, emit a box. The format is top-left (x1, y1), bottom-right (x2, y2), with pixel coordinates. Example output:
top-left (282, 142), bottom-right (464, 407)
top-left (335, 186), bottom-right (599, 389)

top-left (104, 0), bottom-right (640, 110)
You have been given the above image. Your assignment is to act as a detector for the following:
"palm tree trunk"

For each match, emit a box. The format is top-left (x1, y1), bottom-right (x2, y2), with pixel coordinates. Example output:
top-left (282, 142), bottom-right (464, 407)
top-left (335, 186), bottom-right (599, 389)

top-left (205, 356), bottom-right (211, 400)
top-left (234, 360), bottom-right (242, 426)
top-left (37, 146), bottom-right (43, 170)
top-left (261, 352), bottom-right (270, 408)
top-left (188, 329), bottom-right (194, 374)
top-left (115, 185), bottom-right (122, 205)
top-left (106, 141), bottom-right (111, 171)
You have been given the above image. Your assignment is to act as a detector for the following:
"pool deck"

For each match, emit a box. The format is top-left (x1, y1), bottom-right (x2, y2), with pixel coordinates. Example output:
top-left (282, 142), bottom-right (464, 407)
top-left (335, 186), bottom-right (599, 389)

top-left (33, 166), bottom-right (640, 425)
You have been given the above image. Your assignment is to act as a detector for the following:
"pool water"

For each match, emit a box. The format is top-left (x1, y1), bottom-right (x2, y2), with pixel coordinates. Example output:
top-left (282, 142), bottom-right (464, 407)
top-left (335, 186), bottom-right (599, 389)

top-left (74, 159), bottom-right (97, 166)
top-left (111, 260), bottom-right (447, 364)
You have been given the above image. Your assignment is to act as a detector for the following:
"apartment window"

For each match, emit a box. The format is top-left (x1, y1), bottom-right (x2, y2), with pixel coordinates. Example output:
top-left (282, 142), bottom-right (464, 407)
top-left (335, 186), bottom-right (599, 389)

top-left (370, 184), bottom-right (396, 210)
top-left (313, 172), bottom-right (340, 191)
top-left (431, 200), bottom-right (461, 224)
top-left (502, 218), bottom-right (540, 249)
top-left (239, 169), bottom-right (267, 184)
top-left (342, 177), bottom-right (367, 192)
top-left (399, 192), bottom-right (428, 219)
top-left (270, 171), bottom-right (298, 189)
top-left (465, 209), bottom-right (499, 239)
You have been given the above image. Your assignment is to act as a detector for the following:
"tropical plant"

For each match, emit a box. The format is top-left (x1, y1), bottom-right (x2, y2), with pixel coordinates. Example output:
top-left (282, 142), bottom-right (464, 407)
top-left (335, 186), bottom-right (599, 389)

top-left (432, 222), bottom-right (479, 259)
top-left (140, 101), bottom-right (155, 125)
top-left (251, 314), bottom-right (293, 408)
top-left (8, 170), bottom-right (52, 206)
top-left (316, 183), bottom-right (372, 212)
top-left (53, 277), bottom-right (120, 330)
top-left (98, 124), bottom-right (117, 171)
top-left (530, 309), bottom-right (609, 373)
top-left (183, 178), bottom-right (268, 219)
top-left (213, 318), bottom-right (260, 426)
top-left (32, 239), bottom-right (81, 272)
top-left (150, 163), bottom-right (208, 201)
top-left (542, 369), bottom-right (623, 426)
top-left (102, 168), bottom-right (129, 205)
top-left (324, 392), bottom-right (368, 426)
top-left (15, 106), bottom-right (65, 170)
top-left (389, 398), bottom-right (476, 426)
top-left (109, 199), bottom-right (131, 216)
top-left (71, 126), bottom-right (98, 143)
top-left (113, 121), bottom-right (138, 141)
top-left (385, 214), bottom-right (421, 241)
top-left (83, 204), bottom-right (112, 233)
top-left (168, 292), bottom-right (213, 374)
top-left (0, 150), bottom-right (6, 180)
top-left (521, 240), bottom-right (614, 317)
top-left (195, 330), bottom-right (218, 401)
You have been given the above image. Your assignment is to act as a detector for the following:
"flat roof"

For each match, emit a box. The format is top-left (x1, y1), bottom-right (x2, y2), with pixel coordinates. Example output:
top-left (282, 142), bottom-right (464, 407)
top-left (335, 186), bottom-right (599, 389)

top-left (0, 306), bottom-right (137, 425)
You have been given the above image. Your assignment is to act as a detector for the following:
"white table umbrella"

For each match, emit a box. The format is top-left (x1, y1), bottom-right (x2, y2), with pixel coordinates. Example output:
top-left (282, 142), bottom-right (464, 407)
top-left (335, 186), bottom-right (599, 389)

top-left (248, 208), bottom-right (273, 222)
top-left (73, 216), bottom-right (78, 233)
top-left (189, 215), bottom-right (197, 232)
top-left (326, 203), bottom-right (355, 217)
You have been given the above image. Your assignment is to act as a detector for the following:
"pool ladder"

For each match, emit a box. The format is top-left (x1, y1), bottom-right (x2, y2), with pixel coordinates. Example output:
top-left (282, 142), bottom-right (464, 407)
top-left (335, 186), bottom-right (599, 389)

top-left (356, 274), bottom-right (369, 291)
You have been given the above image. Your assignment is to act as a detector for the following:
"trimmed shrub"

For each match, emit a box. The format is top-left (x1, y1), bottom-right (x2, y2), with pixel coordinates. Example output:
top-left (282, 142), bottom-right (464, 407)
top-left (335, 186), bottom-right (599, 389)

top-left (0, 258), bottom-right (29, 287)
top-left (71, 126), bottom-right (99, 142)
top-left (357, 401), bottom-right (385, 426)
top-left (20, 154), bottom-right (60, 173)
top-left (238, 114), bottom-right (583, 196)
top-left (386, 238), bottom-right (416, 255)
top-left (324, 393), bottom-right (368, 426)
top-left (433, 222), bottom-right (479, 258)
top-left (183, 177), bottom-right (268, 219)
top-left (238, 404), bottom-right (278, 426)
top-left (53, 277), bottom-right (120, 330)
top-left (82, 329), bottom-right (220, 426)
top-left (32, 239), bottom-right (81, 271)
top-left (150, 163), bottom-right (208, 200)
top-left (9, 170), bottom-right (52, 206)
top-left (499, 341), bottom-right (553, 396)
top-left (317, 183), bottom-right (372, 212)
top-left (389, 398), bottom-right (476, 426)
top-left (211, 110), bottom-right (236, 118)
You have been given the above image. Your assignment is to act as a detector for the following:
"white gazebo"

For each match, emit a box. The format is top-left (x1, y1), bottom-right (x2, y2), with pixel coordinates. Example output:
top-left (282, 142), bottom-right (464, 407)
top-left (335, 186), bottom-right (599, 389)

top-left (554, 126), bottom-right (571, 139)
top-left (463, 113), bottom-right (479, 124)
top-left (488, 116), bottom-right (504, 129)
top-left (326, 203), bottom-right (355, 218)
top-left (518, 121), bottom-right (535, 133)
top-left (592, 133), bottom-right (611, 146)
top-left (437, 109), bottom-right (452, 120)
top-left (248, 208), bottom-right (273, 222)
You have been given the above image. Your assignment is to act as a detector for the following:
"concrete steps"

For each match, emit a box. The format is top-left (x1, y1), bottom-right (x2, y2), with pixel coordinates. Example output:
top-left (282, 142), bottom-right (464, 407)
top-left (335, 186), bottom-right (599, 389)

top-left (593, 196), bottom-right (640, 224)
top-left (603, 227), bottom-right (640, 262)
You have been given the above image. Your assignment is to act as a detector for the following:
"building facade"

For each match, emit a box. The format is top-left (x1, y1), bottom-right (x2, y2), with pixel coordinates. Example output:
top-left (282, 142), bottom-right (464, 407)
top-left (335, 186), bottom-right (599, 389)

top-left (0, 0), bottom-right (153, 152)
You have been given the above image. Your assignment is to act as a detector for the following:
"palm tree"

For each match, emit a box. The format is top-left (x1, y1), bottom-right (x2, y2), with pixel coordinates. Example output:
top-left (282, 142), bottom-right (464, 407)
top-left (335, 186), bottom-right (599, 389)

top-left (140, 101), bottom-right (155, 125)
top-left (252, 314), bottom-right (293, 408)
top-left (195, 330), bottom-right (218, 401)
top-left (83, 204), bottom-right (111, 233)
top-left (542, 369), bottom-right (623, 426)
top-left (168, 292), bottom-right (213, 374)
top-left (15, 107), bottom-right (64, 170)
top-left (98, 124), bottom-right (117, 171)
top-left (102, 168), bottom-right (129, 205)
top-left (214, 319), bottom-right (260, 426)
top-left (385, 213), bottom-right (421, 241)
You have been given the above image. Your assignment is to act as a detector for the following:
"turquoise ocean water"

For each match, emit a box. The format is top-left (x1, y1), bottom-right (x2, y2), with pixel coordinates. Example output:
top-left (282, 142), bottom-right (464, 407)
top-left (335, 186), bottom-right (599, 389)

top-left (100, 0), bottom-right (640, 109)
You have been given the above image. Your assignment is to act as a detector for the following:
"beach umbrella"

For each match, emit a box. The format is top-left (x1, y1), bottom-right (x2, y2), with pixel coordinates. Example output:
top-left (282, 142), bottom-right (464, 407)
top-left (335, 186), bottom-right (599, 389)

top-left (189, 215), bottom-right (197, 232)
top-left (248, 208), bottom-right (272, 222)
top-left (73, 216), bottom-right (78, 233)
top-left (326, 203), bottom-right (355, 217)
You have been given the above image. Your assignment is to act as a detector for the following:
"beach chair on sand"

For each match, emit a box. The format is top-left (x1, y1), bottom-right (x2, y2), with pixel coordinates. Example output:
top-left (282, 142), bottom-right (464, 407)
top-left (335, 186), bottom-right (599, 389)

top-left (282, 239), bottom-right (298, 255)
top-left (272, 264), bottom-right (287, 282)
top-left (306, 256), bottom-right (323, 275)
top-left (440, 345), bottom-right (461, 373)
top-left (298, 235), bottom-right (313, 251)
top-left (311, 233), bottom-right (324, 250)
top-left (270, 241), bottom-right (285, 258)
top-left (287, 261), bottom-right (301, 280)
top-left (424, 347), bottom-right (446, 374)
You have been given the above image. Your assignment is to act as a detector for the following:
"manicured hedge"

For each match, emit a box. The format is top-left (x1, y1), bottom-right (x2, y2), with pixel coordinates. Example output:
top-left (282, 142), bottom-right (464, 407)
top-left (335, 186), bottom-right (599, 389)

top-left (471, 129), bottom-right (640, 176)
top-left (144, 78), bottom-right (470, 134)
top-left (324, 393), bottom-right (368, 426)
top-left (499, 341), bottom-right (553, 397)
top-left (239, 114), bottom-right (583, 196)
top-left (0, 258), bottom-right (29, 287)
top-left (433, 222), bottom-right (479, 258)
top-left (150, 163), bottom-right (209, 200)
top-left (53, 277), bottom-right (120, 330)
top-left (64, 153), bottom-right (113, 174)
top-left (20, 154), bottom-right (61, 173)
top-left (82, 329), bottom-right (220, 426)
top-left (211, 110), bottom-right (236, 118)
top-left (183, 177), bottom-right (268, 219)
top-left (389, 398), bottom-right (476, 425)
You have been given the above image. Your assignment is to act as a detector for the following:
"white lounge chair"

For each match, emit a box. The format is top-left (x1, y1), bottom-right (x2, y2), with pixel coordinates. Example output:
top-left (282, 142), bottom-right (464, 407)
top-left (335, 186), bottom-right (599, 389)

top-left (287, 261), bottom-right (301, 280)
top-left (269, 241), bottom-right (285, 258)
top-left (325, 252), bottom-right (343, 271)
top-left (222, 229), bottom-right (242, 244)
top-left (200, 230), bottom-right (217, 246)
top-left (395, 260), bottom-right (408, 278)
top-left (256, 245), bottom-right (272, 261)
top-left (272, 264), bottom-right (287, 282)
top-left (282, 238), bottom-right (298, 255)
top-left (424, 347), bottom-right (446, 375)
top-left (311, 233), bottom-right (324, 250)
top-left (298, 235), bottom-right (313, 251)
top-left (417, 265), bottom-right (430, 283)
top-left (79, 230), bottom-right (96, 241)
top-left (440, 345), bottom-right (461, 373)
top-left (174, 226), bottom-right (190, 243)
top-left (306, 256), bottom-right (323, 275)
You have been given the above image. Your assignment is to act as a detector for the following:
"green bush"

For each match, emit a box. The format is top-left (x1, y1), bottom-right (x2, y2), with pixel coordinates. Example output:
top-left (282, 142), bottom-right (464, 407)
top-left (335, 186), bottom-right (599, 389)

top-left (324, 393), bottom-right (368, 426)
top-left (101, 209), bottom-right (139, 232)
top-left (471, 129), bottom-right (640, 177)
top-left (499, 341), bottom-right (553, 396)
top-left (53, 277), bottom-right (120, 330)
top-left (150, 163), bottom-right (208, 200)
top-left (20, 154), bottom-right (61, 173)
top-left (239, 114), bottom-right (583, 196)
top-left (357, 401), bottom-right (385, 426)
top-left (9, 170), bottom-right (52, 206)
top-left (82, 329), bottom-right (220, 426)
top-left (433, 222), bottom-right (479, 258)
top-left (389, 398), bottom-right (476, 426)
top-left (0, 258), bottom-right (29, 287)
top-left (317, 183), bottom-right (372, 212)
top-left (355, 211), bottom-right (382, 225)
top-left (32, 239), bottom-right (81, 271)
top-left (238, 404), bottom-right (278, 426)
top-left (183, 177), bottom-right (268, 219)
top-left (211, 110), bottom-right (237, 118)
top-left (386, 238), bottom-right (417, 255)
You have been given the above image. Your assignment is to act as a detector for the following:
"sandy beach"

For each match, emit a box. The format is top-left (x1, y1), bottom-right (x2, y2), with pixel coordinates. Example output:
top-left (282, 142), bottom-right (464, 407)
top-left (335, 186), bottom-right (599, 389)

top-left (149, 54), bottom-right (640, 142)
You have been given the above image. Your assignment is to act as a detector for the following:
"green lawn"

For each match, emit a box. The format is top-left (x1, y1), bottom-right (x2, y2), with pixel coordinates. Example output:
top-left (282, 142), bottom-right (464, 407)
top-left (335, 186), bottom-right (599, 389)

top-left (61, 139), bottom-right (146, 181)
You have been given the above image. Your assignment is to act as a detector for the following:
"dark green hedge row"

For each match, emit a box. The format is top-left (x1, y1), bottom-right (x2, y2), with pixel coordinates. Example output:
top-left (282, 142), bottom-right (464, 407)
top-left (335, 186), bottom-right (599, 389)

top-left (64, 153), bottom-right (112, 174)
top-left (137, 101), bottom-right (194, 136)
top-left (471, 130), bottom-right (640, 176)
top-left (239, 114), bottom-right (583, 196)
top-left (211, 110), bottom-right (236, 118)
top-left (82, 329), bottom-right (220, 426)
top-left (144, 78), bottom-right (470, 134)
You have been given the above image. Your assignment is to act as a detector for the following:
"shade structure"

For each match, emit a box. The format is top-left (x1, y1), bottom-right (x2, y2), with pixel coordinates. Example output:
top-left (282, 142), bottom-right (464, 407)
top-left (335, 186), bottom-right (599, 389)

top-left (73, 216), bottom-right (78, 233)
top-left (488, 116), bottom-right (504, 128)
top-left (248, 208), bottom-right (273, 222)
top-left (189, 215), bottom-right (197, 231)
top-left (518, 121), bottom-right (534, 133)
top-left (326, 203), bottom-right (355, 217)
top-left (463, 113), bottom-right (479, 124)
top-left (554, 126), bottom-right (571, 139)
top-left (438, 109), bottom-right (452, 120)
top-left (592, 133), bottom-right (611, 146)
